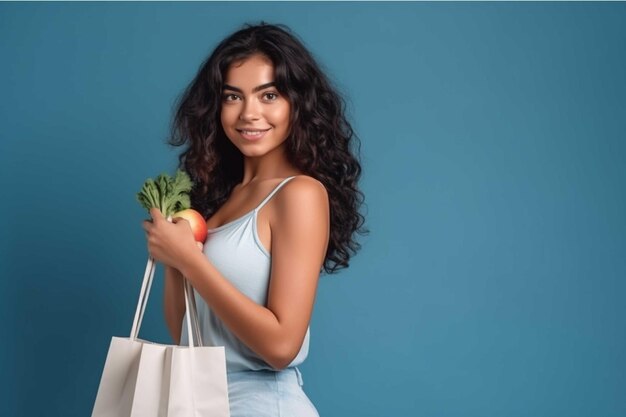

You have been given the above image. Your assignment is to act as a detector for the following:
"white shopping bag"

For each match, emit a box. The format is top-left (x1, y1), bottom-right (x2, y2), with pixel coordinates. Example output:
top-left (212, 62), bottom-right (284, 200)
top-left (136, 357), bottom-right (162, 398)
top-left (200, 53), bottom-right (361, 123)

top-left (91, 257), bottom-right (230, 417)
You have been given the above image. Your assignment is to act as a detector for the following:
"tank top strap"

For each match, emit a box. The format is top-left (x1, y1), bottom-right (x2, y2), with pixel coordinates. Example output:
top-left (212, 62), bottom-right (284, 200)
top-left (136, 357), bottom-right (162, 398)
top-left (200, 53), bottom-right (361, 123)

top-left (254, 176), bottom-right (297, 212)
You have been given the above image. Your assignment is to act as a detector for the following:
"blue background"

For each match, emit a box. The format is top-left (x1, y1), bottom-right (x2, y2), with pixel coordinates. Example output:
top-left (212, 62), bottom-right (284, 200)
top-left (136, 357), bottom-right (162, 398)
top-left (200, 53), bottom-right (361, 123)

top-left (1, 2), bottom-right (625, 416)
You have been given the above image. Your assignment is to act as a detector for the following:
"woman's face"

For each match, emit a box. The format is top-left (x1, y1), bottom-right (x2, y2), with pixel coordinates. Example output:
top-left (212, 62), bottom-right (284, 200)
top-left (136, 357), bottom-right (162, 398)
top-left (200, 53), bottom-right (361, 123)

top-left (220, 54), bottom-right (291, 159)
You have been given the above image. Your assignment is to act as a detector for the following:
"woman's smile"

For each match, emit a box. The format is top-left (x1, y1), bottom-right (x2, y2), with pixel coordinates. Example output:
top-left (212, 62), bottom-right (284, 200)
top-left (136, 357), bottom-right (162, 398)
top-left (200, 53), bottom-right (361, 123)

top-left (237, 128), bottom-right (271, 141)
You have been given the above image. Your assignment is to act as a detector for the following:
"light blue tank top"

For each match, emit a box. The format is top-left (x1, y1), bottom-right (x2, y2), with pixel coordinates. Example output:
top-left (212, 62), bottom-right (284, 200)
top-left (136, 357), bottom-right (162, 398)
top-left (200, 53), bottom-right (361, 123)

top-left (180, 176), bottom-right (310, 371)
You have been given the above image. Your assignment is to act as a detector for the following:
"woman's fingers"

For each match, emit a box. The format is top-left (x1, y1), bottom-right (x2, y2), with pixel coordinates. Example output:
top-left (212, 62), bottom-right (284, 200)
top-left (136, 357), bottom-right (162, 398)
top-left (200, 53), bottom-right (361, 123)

top-left (172, 216), bottom-right (191, 229)
top-left (142, 219), bottom-right (153, 232)
top-left (150, 207), bottom-right (165, 222)
top-left (142, 208), bottom-right (164, 232)
top-left (196, 241), bottom-right (204, 251)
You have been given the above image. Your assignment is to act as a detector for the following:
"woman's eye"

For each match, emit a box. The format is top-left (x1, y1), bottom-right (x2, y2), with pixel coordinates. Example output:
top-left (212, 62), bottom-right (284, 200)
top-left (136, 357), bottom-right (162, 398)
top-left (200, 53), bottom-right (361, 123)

top-left (264, 92), bottom-right (278, 101)
top-left (223, 94), bottom-right (239, 101)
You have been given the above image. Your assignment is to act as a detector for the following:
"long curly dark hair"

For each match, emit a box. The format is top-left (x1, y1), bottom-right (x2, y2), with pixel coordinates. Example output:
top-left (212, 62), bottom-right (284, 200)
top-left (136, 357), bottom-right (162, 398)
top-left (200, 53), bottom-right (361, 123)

top-left (168, 22), bottom-right (367, 274)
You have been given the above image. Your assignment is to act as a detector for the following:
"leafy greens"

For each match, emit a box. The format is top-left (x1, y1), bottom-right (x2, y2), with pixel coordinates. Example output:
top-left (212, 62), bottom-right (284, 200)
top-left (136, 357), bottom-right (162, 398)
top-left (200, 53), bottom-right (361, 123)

top-left (136, 169), bottom-right (193, 217)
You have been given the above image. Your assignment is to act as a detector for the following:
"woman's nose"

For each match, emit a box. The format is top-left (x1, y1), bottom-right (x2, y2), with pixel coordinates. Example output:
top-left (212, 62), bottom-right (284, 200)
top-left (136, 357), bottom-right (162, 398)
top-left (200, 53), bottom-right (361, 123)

top-left (239, 99), bottom-right (261, 121)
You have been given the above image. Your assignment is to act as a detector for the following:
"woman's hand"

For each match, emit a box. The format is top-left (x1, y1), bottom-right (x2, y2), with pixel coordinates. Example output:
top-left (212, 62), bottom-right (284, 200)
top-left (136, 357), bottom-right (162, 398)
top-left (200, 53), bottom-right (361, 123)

top-left (142, 208), bottom-right (203, 270)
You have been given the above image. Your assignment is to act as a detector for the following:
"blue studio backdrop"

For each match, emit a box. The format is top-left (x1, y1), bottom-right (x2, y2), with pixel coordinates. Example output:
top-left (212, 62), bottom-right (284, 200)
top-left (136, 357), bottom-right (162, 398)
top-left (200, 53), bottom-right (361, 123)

top-left (1, 2), bottom-right (625, 416)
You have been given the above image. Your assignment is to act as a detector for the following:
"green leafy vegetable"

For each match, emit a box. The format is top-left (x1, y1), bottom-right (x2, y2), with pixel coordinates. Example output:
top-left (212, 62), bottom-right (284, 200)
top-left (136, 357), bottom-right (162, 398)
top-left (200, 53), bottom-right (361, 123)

top-left (136, 169), bottom-right (193, 217)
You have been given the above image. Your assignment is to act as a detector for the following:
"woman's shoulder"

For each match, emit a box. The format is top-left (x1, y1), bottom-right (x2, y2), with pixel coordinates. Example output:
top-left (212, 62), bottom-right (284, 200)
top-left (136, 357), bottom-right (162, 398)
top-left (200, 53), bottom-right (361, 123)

top-left (283, 175), bottom-right (328, 200)
top-left (267, 175), bottom-right (330, 244)
top-left (273, 175), bottom-right (329, 217)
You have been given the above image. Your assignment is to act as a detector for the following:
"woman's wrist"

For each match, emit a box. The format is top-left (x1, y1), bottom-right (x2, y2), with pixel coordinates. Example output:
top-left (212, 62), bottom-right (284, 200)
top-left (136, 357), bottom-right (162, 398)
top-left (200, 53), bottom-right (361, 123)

top-left (179, 249), bottom-right (206, 279)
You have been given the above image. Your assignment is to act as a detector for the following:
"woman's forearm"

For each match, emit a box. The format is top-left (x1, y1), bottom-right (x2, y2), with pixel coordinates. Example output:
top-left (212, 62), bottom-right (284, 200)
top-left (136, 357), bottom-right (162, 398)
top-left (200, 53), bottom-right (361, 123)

top-left (163, 265), bottom-right (186, 344)
top-left (180, 252), bottom-right (302, 370)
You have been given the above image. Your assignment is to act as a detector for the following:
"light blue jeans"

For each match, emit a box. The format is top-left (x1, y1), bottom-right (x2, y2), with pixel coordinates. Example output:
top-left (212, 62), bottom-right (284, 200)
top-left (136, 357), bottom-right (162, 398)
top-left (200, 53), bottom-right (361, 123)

top-left (226, 367), bottom-right (319, 417)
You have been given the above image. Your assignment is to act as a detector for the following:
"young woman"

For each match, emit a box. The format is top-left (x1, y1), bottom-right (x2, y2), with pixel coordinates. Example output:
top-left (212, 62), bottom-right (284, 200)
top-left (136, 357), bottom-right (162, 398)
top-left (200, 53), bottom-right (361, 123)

top-left (142, 22), bottom-right (366, 416)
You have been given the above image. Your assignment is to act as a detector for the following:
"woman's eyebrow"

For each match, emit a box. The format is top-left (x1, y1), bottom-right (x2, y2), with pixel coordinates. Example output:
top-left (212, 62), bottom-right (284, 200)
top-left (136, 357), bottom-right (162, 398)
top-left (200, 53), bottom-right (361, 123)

top-left (223, 82), bottom-right (276, 93)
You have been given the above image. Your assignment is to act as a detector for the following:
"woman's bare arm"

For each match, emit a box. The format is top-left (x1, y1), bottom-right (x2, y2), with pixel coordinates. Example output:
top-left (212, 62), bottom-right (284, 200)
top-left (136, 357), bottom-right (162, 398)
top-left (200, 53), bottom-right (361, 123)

top-left (178, 176), bottom-right (330, 369)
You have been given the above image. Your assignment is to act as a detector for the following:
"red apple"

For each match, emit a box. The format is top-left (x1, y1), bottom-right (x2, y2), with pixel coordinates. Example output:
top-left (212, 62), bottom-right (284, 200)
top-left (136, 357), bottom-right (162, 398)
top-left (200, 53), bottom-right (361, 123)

top-left (172, 208), bottom-right (208, 242)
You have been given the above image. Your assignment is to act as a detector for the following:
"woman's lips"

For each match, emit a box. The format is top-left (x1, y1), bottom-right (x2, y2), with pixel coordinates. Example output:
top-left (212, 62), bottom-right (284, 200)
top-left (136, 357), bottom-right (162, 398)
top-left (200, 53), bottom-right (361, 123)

top-left (238, 128), bottom-right (270, 141)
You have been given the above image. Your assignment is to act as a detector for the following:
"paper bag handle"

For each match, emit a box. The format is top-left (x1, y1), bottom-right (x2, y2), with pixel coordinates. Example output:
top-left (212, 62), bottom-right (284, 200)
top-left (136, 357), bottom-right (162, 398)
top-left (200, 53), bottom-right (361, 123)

top-left (130, 256), bottom-right (202, 348)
